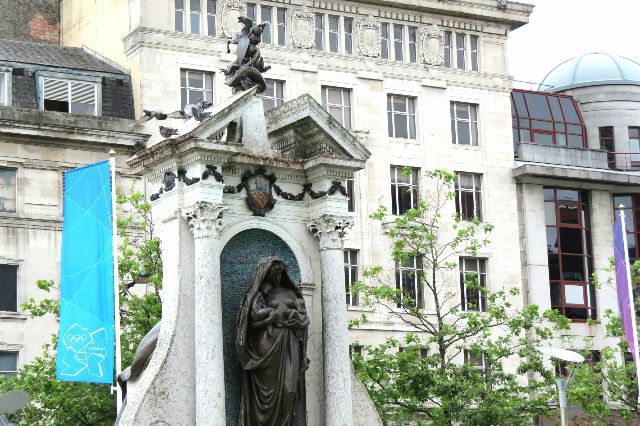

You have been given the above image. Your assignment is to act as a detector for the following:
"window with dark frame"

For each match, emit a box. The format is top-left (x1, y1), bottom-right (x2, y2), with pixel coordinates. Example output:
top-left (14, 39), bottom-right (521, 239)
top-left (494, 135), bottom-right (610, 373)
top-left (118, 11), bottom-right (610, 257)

top-left (349, 344), bottom-right (363, 358)
top-left (395, 256), bottom-right (423, 308)
top-left (450, 102), bottom-right (478, 145)
top-left (455, 173), bottom-right (482, 221)
top-left (545, 187), bottom-right (596, 321)
top-left (380, 23), bottom-right (390, 59)
top-left (246, 3), bottom-right (256, 20)
top-left (321, 86), bottom-right (351, 129)
top-left (387, 95), bottom-right (416, 139)
top-left (175, 0), bottom-right (185, 32)
top-left (390, 166), bottom-right (419, 216)
top-left (42, 77), bottom-right (98, 116)
top-left (443, 31), bottom-right (452, 67)
top-left (260, 5), bottom-right (272, 44)
top-left (344, 18), bottom-right (353, 54)
top-left (190, 0), bottom-right (202, 34)
top-left (629, 127), bottom-right (640, 164)
top-left (328, 15), bottom-right (339, 53)
top-left (344, 249), bottom-right (359, 306)
top-left (455, 33), bottom-right (466, 70)
top-left (460, 258), bottom-right (487, 312)
top-left (206, 0), bottom-right (216, 36)
top-left (314, 14), bottom-right (324, 50)
top-left (0, 168), bottom-right (17, 213)
top-left (345, 177), bottom-right (355, 212)
top-left (261, 80), bottom-right (284, 111)
top-left (408, 27), bottom-right (417, 63)
top-left (277, 8), bottom-right (286, 46)
top-left (511, 89), bottom-right (586, 148)
top-left (0, 351), bottom-right (18, 377)
top-left (599, 126), bottom-right (615, 168)
top-left (612, 195), bottom-right (640, 262)
top-left (0, 265), bottom-right (18, 312)
top-left (180, 69), bottom-right (214, 108)
top-left (393, 24), bottom-right (404, 61)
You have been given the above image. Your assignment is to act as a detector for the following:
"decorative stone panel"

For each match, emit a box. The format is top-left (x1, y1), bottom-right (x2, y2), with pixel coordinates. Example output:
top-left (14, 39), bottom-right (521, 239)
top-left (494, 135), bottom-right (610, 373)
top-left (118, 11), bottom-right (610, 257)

top-left (219, 0), bottom-right (247, 38)
top-left (290, 9), bottom-right (315, 49)
top-left (420, 24), bottom-right (444, 66)
top-left (356, 16), bottom-right (381, 58)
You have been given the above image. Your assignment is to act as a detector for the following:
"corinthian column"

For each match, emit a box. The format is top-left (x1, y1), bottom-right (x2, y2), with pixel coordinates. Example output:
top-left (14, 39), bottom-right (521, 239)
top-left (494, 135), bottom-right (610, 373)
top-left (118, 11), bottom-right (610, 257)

top-left (308, 214), bottom-right (354, 426)
top-left (181, 201), bottom-right (228, 426)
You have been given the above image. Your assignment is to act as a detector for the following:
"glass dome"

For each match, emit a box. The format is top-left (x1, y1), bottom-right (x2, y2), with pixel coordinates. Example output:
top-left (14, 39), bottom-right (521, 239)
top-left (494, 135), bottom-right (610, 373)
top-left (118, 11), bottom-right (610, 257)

top-left (539, 52), bottom-right (640, 92)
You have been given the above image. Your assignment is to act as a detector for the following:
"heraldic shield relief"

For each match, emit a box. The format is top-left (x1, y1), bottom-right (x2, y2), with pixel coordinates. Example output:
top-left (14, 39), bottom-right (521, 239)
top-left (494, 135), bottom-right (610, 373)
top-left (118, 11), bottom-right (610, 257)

top-left (239, 167), bottom-right (277, 216)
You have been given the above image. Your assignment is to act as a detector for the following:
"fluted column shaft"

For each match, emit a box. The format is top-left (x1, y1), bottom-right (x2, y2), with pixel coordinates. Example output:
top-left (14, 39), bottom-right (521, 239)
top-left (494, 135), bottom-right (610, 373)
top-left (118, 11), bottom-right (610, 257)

top-left (182, 202), bottom-right (228, 426)
top-left (308, 214), bottom-right (354, 426)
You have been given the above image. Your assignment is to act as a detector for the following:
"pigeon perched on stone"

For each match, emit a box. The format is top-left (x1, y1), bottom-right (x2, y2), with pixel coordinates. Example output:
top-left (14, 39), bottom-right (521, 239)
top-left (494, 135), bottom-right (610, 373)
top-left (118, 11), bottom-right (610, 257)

top-left (195, 99), bottom-right (213, 110)
top-left (138, 109), bottom-right (168, 122)
top-left (159, 126), bottom-right (179, 138)
top-left (191, 106), bottom-right (212, 122)
top-left (167, 100), bottom-right (212, 121)
top-left (134, 140), bottom-right (147, 152)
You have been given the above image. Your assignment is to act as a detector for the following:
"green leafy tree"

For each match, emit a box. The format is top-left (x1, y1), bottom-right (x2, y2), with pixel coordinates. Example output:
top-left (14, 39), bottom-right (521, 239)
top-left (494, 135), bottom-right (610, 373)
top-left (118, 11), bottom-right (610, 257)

top-left (352, 169), bottom-right (570, 426)
top-left (0, 191), bottom-right (162, 425)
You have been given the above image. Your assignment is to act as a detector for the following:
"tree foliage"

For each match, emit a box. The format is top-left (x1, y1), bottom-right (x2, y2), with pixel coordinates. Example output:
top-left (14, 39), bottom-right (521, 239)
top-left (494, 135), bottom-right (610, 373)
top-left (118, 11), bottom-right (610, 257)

top-left (352, 169), bottom-right (571, 425)
top-left (0, 191), bottom-right (162, 425)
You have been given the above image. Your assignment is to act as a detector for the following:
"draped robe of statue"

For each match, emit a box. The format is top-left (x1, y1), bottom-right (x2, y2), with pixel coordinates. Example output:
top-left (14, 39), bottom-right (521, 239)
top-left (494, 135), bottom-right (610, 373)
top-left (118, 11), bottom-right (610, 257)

top-left (235, 257), bottom-right (309, 426)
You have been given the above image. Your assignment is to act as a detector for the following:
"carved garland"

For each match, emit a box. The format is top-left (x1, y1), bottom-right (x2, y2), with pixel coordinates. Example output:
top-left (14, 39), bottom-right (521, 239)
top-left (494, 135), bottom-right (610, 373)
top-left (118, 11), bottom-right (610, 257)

top-left (420, 24), bottom-right (445, 66)
top-left (290, 9), bottom-right (315, 49)
top-left (150, 164), bottom-right (225, 201)
top-left (356, 16), bottom-right (381, 58)
top-left (150, 171), bottom-right (176, 201)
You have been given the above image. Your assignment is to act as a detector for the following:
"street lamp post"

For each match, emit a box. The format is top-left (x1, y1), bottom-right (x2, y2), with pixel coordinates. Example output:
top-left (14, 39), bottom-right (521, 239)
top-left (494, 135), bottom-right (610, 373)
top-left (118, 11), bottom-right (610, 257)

top-left (539, 347), bottom-right (585, 426)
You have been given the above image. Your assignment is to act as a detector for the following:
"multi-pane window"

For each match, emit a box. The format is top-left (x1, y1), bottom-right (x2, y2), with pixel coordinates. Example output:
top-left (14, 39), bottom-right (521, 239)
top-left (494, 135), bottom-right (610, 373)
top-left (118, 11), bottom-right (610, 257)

top-left (464, 350), bottom-right (487, 374)
top-left (42, 77), bottom-right (98, 115)
top-left (0, 265), bottom-right (18, 312)
top-left (470, 35), bottom-right (479, 71)
top-left (246, 3), bottom-right (256, 19)
top-left (344, 18), bottom-right (353, 54)
top-left (328, 15), bottom-right (339, 53)
top-left (0, 351), bottom-right (18, 377)
top-left (315, 14), bottom-right (324, 50)
top-left (206, 0), bottom-right (216, 36)
top-left (545, 188), bottom-right (596, 320)
top-left (180, 69), bottom-right (213, 108)
top-left (390, 166), bottom-right (419, 216)
top-left (262, 80), bottom-right (284, 112)
top-left (613, 195), bottom-right (640, 262)
top-left (599, 127), bottom-right (615, 168)
top-left (175, 0), bottom-right (185, 32)
top-left (277, 8), bottom-right (286, 46)
top-left (322, 86), bottom-right (351, 129)
top-left (261, 5), bottom-right (272, 44)
top-left (0, 168), bottom-right (16, 213)
top-left (460, 258), bottom-right (486, 312)
top-left (380, 23), bottom-right (390, 59)
top-left (443, 31), bottom-right (452, 67)
top-left (395, 256), bottom-right (423, 308)
top-left (511, 89), bottom-right (586, 148)
top-left (408, 27), bottom-right (417, 63)
top-left (345, 177), bottom-right (355, 212)
top-left (629, 127), bottom-right (640, 164)
top-left (393, 25), bottom-right (404, 61)
top-left (387, 95), bottom-right (416, 139)
top-left (190, 0), bottom-right (202, 34)
top-left (455, 173), bottom-right (482, 221)
top-left (455, 33), bottom-right (466, 70)
top-left (450, 102), bottom-right (478, 146)
top-left (344, 249), bottom-right (359, 306)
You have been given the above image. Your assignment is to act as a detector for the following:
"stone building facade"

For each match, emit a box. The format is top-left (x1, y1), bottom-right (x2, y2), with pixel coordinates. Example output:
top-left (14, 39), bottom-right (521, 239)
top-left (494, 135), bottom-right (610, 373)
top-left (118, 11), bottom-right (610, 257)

top-left (0, 39), bottom-right (146, 376)
top-left (0, 0), bottom-right (60, 45)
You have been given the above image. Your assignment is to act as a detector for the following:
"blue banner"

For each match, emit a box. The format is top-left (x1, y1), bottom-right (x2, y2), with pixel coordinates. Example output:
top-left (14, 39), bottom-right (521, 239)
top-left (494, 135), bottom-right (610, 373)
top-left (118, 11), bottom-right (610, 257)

top-left (56, 160), bottom-right (114, 384)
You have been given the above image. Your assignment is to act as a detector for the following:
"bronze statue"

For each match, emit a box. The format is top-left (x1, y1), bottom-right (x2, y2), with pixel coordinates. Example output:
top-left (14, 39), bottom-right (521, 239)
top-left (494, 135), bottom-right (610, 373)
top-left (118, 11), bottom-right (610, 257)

top-left (223, 17), bottom-right (271, 94)
top-left (236, 257), bottom-right (309, 425)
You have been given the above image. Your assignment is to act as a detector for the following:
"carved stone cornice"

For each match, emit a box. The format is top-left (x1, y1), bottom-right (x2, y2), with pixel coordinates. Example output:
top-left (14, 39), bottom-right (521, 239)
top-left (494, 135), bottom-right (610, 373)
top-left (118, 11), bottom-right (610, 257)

top-left (290, 9), bottom-right (315, 49)
top-left (181, 202), bottom-right (228, 239)
top-left (308, 214), bottom-right (353, 250)
top-left (356, 16), bottom-right (381, 58)
top-left (420, 24), bottom-right (445, 66)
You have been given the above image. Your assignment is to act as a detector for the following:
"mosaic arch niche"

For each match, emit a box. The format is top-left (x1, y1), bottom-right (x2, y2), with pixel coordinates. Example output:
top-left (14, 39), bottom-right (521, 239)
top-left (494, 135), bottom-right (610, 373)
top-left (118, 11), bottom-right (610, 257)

top-left (220, 228), bottom-right (304, 425)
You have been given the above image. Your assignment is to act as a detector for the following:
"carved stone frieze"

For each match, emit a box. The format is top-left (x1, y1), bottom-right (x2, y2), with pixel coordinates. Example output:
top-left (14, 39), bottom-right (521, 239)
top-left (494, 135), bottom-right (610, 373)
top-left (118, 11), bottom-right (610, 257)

top-left (308, 214), bottom-right (353, 250)
top-left (356, 16), bottom-right (381, 58)
top-left (219, 0), bottom-right (247, 38)
top-left (290, 9), bottom-right (315, 49)
top-left (420, 24), bottom-right (445, 66)
top-left (181, 202), bottom-right (228, 239)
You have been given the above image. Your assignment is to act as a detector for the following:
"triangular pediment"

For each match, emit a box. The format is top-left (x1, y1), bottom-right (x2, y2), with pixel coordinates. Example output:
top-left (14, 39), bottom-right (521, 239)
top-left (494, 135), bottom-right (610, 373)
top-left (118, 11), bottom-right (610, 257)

top-left (265, 94), bottom-right (371, 162)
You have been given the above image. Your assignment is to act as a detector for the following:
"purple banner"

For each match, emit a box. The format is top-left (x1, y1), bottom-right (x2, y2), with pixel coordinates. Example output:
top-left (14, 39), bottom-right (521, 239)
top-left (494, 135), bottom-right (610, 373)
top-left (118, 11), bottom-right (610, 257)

top-left (614, 214), bottom-right (637, 362)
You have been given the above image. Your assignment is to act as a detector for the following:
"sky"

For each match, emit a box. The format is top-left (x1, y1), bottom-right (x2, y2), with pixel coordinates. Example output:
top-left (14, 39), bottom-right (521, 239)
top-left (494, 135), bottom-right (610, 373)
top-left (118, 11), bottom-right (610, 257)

top-left (507, 0), bottom-right (640, 89)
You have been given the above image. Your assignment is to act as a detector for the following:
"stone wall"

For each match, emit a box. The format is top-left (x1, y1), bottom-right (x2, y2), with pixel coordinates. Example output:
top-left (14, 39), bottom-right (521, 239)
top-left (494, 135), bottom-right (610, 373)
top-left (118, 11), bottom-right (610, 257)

top-left (0, 0), bottom-right (60, 44)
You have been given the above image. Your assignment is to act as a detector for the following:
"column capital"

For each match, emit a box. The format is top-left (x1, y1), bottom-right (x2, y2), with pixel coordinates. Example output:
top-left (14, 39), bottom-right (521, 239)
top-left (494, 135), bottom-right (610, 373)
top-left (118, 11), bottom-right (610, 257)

top-left (308, 214), bottom-right (353, 250)
top-left (181, 201), bottom-right (228, 239)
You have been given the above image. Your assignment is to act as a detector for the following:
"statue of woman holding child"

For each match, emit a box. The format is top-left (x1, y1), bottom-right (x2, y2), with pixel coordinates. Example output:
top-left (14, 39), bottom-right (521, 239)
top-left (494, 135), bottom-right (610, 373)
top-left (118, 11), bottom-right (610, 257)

top-left (235, 257), bottom-right (310, 426)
